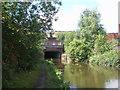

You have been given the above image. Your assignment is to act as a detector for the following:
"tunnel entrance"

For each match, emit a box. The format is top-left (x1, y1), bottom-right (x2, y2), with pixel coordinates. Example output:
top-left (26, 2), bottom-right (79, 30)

top-left (44, 51), bottom-right (61, 59)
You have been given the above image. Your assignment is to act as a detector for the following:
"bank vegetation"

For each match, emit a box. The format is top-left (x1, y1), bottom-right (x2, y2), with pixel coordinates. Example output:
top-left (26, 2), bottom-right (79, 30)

top-left (56, 9), bottom-right (120, 68)
top-left (2, 2), bottom-right (68, 88)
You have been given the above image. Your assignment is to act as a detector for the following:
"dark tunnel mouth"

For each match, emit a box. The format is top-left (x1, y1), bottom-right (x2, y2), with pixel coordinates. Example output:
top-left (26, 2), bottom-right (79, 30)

top-left (44, 51), bottom-right (61, 59)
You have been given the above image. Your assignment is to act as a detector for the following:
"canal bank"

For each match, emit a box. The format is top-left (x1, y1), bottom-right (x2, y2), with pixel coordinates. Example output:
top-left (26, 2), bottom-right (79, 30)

top-left (43, 60), bottom-right (120, 89)
top-left (9, 59), bottom-right (119, 88)
top-left (37, 60), bottom-right (69, 88)
top-left (3, 60), bottom-right (69, 88)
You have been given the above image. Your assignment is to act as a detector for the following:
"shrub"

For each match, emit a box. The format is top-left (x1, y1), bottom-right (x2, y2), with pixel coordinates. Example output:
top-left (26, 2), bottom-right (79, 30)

top-left (67, 39), bottom-right (90, 62)
top-left (89, 50), bottom-right (119, 67)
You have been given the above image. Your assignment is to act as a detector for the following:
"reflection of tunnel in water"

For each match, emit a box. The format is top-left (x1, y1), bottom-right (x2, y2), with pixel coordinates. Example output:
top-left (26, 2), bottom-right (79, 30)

top-left (44, 51), bottom-right (61, 59)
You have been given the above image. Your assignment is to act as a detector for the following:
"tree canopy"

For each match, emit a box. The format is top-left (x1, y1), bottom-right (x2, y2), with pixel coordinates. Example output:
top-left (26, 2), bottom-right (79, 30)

top-left (56, 9), bottom-right (108, 62)
top-left (2, 1), bottom-right (61, 87)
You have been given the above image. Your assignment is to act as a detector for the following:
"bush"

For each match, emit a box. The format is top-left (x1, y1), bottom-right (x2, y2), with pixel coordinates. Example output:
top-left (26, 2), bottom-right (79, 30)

top-left (2, 62), bottom-right (41, 88)
top-left (41, 60), bottom-right (69, 88)
top-left (92, 34), bottom-right (117, 55)
top-left (67, 39), bottom-right (90, 62)
top-left (89, 50), bottom-right (120, 67)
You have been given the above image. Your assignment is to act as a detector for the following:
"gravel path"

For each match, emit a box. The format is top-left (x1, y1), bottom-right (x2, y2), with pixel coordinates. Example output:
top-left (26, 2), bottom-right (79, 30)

top-left (34, 64), bottom-right (47, 88)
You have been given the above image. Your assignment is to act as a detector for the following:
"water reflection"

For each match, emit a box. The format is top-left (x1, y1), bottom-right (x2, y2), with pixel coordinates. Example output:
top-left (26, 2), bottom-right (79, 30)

top-left (63, 62), bottom-right (119, 88)
top-left (105, 79), bottom-right (118, 88)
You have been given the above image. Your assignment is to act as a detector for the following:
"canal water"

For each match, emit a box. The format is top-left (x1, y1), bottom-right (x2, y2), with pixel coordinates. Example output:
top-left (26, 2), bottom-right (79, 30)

top-left (62, 62), bottom-right (120, 88)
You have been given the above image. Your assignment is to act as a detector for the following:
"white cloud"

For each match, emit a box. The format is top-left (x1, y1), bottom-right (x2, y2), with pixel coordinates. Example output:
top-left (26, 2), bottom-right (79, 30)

top-left (53, 9), bottom-right (75, 31)
top-left (53, 0), bottom-right (120, 33)
top-left (97, 0), bottom-right (119, 33)
top-left (53, 4), bottom-right (89, 31)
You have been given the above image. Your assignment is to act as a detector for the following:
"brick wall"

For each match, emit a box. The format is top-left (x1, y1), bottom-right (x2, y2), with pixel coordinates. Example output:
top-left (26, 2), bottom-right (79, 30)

top-left (107, 33), bottom-right (119, 40)
top-left (45, 40), bottom-right (61, 45)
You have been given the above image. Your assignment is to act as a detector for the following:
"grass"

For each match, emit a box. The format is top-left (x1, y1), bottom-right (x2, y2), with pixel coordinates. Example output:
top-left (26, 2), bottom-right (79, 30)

top-left (41, 60), bottom-right (69, 88)
top-left (89, 50), bottom-right (120, 68)
top-left (3, 60), bottom-right (69, 88)
top-left (9, 63), bottom-right (41, 88)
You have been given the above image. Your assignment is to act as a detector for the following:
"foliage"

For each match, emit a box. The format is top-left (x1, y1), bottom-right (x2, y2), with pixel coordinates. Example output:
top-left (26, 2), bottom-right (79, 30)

top-left (56, 32), bottom-right (66, 43)
top-left (3, 63), bottom-right (41, 88)
top-left (90, 35), bottom-right (119, 67)
top-left (108, 39), bottom-right (118, 49)
top-left (77, 9), bottom-right (106, 50)
top-left (56, 31), bottom-right (76, 53)
top-left (64, 32), bottom-right (76, 46)
top-left (56, 9), bottom-right (106, 62)
top-left (56, 31), bottom-right (76, 45)
top-left (93, 35), bottom-right (118, 55)
top-left (117, 38), bottom-right (120, 46)
top-left (56, 9), bottom-right (119, 67)
top-left (67, 40), bottom-right (90, 62)
top-left (89, 50), bottom-right (120, 67)
top-left (78, 9), bottom-right (106, 36)
top-left (93, 34), bottom-right (110, 55)
top-left (41, 60), bottom-right (69, 88)
top-left (70, 9), bottom-right (106, 62)
top-left (2, 1), bottom-right (61, 88)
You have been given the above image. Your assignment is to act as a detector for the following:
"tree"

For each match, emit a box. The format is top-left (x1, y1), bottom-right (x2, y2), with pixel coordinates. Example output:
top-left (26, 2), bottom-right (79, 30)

top-left (56, 32), bottom-right (66, 43)
top-left (56, 9), bottom-right (107, 62)
top-left (56, 31), bottom-right (76, 53)
top-left (93, 34), bottom-right (110, 55)
top-left (67, 40), bottom-right (90, 62)
top-left (73, 9), bottom-right (106, 60)
top-left (2, 1), bottom-right (61, 87)
top-left (77, 9), bottom-right (106, 49)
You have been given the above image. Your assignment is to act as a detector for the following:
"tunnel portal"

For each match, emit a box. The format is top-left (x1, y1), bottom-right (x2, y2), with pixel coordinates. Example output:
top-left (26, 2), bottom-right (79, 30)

top-left (44, 51), bottom-right (61, 59)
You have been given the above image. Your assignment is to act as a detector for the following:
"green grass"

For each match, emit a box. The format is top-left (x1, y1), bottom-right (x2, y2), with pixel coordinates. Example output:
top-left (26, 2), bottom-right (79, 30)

top-left (89, 50), bottom-right (120, 67)
top-left (41, 60), bottom-right (69, 88)
top-left (9, 64), bottom-right (41, 88)
top-left (3, 60), bottom-right (69, 88)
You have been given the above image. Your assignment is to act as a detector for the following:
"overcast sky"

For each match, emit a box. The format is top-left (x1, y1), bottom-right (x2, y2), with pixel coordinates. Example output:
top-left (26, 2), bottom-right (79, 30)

top-left (52, 0), bottom-right (119, 33)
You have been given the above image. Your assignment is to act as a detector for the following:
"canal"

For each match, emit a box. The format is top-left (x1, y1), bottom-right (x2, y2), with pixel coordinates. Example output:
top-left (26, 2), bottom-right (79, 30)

top-left (62, 62), bottom-right (120, 88)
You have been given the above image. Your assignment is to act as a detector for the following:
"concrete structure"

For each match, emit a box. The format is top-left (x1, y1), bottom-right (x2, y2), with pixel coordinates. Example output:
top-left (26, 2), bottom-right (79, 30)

top-left (44, 32), bottom-right (64, 63)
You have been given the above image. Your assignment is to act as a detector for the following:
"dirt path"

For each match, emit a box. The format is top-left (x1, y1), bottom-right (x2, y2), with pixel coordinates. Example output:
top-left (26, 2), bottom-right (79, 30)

top-left (34, 64), bottom-right (47, 88)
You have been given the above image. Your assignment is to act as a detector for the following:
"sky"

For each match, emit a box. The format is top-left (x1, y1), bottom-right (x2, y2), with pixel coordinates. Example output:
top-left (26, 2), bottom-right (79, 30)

top-left (52, 0), bottom-right (119, 33)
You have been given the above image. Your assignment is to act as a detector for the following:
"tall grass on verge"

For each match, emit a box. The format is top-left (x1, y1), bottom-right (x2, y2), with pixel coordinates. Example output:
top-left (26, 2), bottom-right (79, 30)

top-left (3, 63), bottom-right (41, 88)
top-left (89, 50), bottom-right (120, 68)
top-left (41, 60), bottom-right (69, 88)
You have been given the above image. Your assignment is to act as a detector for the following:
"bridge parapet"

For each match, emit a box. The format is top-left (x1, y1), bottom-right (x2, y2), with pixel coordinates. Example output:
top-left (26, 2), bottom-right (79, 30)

top-left (45, 45), bottom-right (64, 48)
top-left (44, 32), bottom-right (64, 62)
